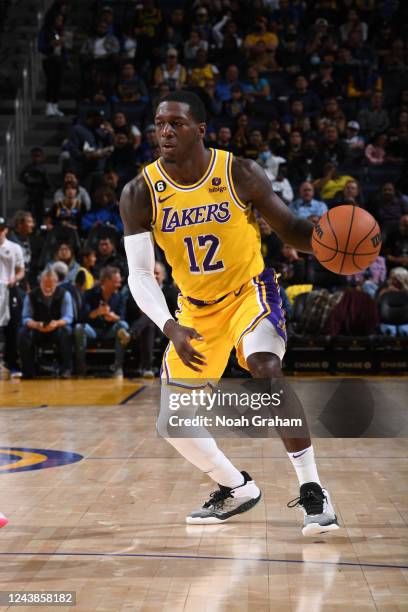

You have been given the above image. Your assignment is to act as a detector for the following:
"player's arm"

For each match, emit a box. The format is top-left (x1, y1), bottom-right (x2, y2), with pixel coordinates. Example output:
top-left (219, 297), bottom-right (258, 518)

top-left (232, 157), bottom-right (314, 254)
top-left (120, 174), bottom-right (207, 372)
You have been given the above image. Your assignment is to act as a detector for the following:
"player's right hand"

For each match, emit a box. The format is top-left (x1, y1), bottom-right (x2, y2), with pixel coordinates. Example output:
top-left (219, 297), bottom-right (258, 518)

top-left (164, 321), bottom-right (207, 373)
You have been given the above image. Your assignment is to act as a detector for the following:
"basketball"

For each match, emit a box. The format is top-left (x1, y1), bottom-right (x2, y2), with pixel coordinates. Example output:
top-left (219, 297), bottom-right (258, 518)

top-left (312, 205), bottom-right (382, 275)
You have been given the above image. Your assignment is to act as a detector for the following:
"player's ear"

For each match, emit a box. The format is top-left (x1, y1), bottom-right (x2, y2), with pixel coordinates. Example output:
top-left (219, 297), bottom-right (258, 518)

top-left (198, 123), bottom-right (206, 139)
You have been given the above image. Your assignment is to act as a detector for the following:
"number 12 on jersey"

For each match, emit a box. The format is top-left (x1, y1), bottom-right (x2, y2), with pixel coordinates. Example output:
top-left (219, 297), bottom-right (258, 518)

top-left (183, 235), bottom-right (225, 274)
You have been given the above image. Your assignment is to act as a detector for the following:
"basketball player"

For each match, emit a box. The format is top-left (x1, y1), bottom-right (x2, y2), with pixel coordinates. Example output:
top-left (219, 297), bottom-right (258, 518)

top-left (120, 91), bottom-right (339, 535)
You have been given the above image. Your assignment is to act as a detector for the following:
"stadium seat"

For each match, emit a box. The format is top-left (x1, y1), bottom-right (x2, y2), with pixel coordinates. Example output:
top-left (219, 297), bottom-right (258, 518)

top-left (379, 291), bottom-right (408, 328)
top-left (77, 101), bottom-right (112, 120)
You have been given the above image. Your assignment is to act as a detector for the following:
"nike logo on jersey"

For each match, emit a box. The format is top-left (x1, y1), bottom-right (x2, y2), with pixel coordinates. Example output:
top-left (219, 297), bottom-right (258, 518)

top-left (158, 193), bottom-right (176, 204)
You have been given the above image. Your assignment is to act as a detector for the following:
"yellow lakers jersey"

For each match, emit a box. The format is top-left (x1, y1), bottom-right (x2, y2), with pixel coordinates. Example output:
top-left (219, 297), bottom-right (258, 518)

top-left (142, 148), bottom-right (265, 301)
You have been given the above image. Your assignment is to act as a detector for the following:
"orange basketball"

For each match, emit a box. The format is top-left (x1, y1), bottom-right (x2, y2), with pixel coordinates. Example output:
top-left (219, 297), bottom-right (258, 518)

top-left (312, 205), bottom-right (382, 275)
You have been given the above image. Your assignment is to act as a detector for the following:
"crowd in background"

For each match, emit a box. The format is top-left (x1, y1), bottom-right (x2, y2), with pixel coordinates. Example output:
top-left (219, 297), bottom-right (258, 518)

top-left (1, 0), bottom-right (408, 379)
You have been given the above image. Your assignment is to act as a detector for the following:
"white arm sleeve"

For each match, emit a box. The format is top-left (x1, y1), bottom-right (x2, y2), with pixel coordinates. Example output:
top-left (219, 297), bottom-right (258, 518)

top-left (124, 232), bottom-right (174, 332)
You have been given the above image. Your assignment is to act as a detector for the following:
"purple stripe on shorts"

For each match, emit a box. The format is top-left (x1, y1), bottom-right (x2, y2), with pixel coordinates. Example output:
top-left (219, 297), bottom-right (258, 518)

top-left (258, 268), bottom-right (287, 343)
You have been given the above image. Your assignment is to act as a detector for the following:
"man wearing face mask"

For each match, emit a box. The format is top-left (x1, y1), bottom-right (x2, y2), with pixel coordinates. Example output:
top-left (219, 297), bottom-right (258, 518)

top-left (256, 144), bottom-right (286, 182)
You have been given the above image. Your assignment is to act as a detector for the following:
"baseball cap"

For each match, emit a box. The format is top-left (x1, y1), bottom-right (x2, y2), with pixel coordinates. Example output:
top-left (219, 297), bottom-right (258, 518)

top-left (347, 120), bottom-right (360, 130)
top-left (144, 124), bottom-right (156, 134)
top-left (0, 217), bottom-right (8, 229)
top-left (197, 7), bottom-right (208, 15)
top-left (166, 47), bottom-right (178, 57)
top-left (315, 18), bottom-right (328, 26)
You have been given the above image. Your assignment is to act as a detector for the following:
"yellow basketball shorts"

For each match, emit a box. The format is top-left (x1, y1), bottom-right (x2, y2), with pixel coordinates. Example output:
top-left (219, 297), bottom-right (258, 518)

top-left (161, 268), bottom-right (287, 383)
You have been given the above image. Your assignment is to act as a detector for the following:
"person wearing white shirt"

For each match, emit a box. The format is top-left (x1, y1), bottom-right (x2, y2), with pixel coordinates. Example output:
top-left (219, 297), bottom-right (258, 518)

top-left (0, 217), bottom-right (24, 379)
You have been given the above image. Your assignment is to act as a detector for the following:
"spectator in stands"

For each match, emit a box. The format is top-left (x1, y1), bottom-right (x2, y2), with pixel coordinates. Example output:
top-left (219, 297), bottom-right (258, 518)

top-left (271, 163), bottom-right (294, 205)
top-left (184, 30), bottom-right (208, 66)
top-left (274, 244), bottom-right (306, 287)
top-left (320, 125), bottom-right (349, 167)
top-left (82, 186), bottom-right (123, 235)
top-left (383, 214), bottom-right (408, 270)
top-left (0, 217), bottom-right (25, 377)
top-left (257, 144), bottom-right (286, 182)
top-left (51, 260), bottom-right (82, 323)
top-left (340, 9), bottom-right (368, 43)
top-left (276, 34), bottom-right (303, 74)
top-left (188, 48), bottom-right (219, 88)
top-left (364, 133), bottom-right (388, 165)
top-left (216, 64), bottom-right (243, 102)
top-left (290, 181), bottom-right (328, 221)
top-left (107, 132), bottom-right (139, 189)
top-left (348, 255), bottom-right (387, 299)
top-left (50, 183), bottom-right (87, 230)
top-left (8, 211), bottom-right (35, 281)
top-left (334, 179), bottom-right (364, 208)
top-left (19, 269), bottom-right (74, 379)
top-left (75, 247), bottom-right (96, 292)
top-left (154, 48), bottom-right (187, 90)
top-left (243, 66), bottom-right (271, 102)
top-left (137, 125), bottom-right (159, 165)
top-left (65, 110), bottom-right (114, 191)
top-left (358, 91), bottom-right (390, 138)
top-left (38, 11), bottom-right (66, 117)
top-left (111, 112), bottom-right (141, 151)
top-left (311, 63), bottom-right (342, 101)
top-left (119, 260), bottom-right (177, 378)
top-left (283, 99), bottom-right (311, 134)
top-left (94, 236), bottom-right (126, 279)
top-left (242, 129), bottom-right (264, 160)
top-left (80, 20), bottom-right (120, 76)
top-left (212, 16), bottom-right (242, 50)
top-left (232, 113), bottom-right (250, 155)
top-left (289, 75), bottom-right (321, 118)
top-left (52, 242), bottom-right (80, 283)
top-left (378, 267), bottom-right (408, 336)
top-left (53, 170), bottom-right (91, 211)
top-left (373, 183), bottom-right (408, 225)
top-left (74, 266), bottom-right (129, 377)
top-left (313, 162), bottom-right (354, 203)
top-left (19, 147), bottom-right (50, 227)
top-left (192, 6), bottom-right (212, 42)
top-left (101, 170), bottom-right (120, 196)
top-left (120, 23), bottom-right (137, 60)
top-left (344, 121), bottom-right (365, 162)
top-left (213, 127), bottom-right (234, 152)
top-left (243, 16), bottom-right (279, 52)
top-left (113, 62), bottom-right (148, 103)
top-left (317, 98), bottom-right (347, 134)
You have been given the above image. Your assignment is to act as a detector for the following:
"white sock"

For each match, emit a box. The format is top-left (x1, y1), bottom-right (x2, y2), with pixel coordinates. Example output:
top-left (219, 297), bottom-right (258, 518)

top-left (165, 436), bottom-right (245, 488)
top-left (287, 445), bottom-right (321, 487)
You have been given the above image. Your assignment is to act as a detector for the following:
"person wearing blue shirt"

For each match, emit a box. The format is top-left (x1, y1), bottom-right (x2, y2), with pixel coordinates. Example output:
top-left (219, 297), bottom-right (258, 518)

top-left (289, 181), bottom-right (328, 221)
top-left (74, 265), bottom-right (129, 377)
top-left (18, 269), bottom-right (74, 378)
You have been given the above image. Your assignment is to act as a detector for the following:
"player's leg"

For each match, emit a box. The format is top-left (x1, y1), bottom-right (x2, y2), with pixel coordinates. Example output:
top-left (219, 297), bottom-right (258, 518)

top-left (158, 301), bottom-right (261, 524)
top-left (242, 319), bottom-right (339, 535)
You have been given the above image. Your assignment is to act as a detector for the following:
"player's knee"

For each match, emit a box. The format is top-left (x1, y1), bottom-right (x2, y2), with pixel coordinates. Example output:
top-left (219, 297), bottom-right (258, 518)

top-left (247, 352), bottom-right (283, 379)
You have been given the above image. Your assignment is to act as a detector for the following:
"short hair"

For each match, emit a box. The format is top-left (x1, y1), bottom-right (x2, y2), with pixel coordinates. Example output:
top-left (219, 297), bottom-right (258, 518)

top-left (79, 246), bottom-right (96, 262)
top-left (51, 261), bottom-right (68, 281)
top-left (100, 266), bottom-right (121, 282)
top-left (12, 210), bottom-right (32, 228)
top-left (40, 269), bottom-right (58, 282)
top-left (158, 91), bottom-right (206, 123)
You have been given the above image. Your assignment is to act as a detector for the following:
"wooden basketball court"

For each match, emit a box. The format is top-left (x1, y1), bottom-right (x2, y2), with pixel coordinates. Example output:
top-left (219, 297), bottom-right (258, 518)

top-left (0, 377), bottom-right (407, 611)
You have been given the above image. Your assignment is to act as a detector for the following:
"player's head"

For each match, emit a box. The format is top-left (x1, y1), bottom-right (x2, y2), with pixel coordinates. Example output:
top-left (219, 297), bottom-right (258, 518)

top-left (155, 91), bottom-right (207, 162)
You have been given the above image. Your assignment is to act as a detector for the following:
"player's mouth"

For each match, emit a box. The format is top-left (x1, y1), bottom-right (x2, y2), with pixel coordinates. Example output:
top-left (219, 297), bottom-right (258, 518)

top-left (162, 142), bottom-right (177, 152)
